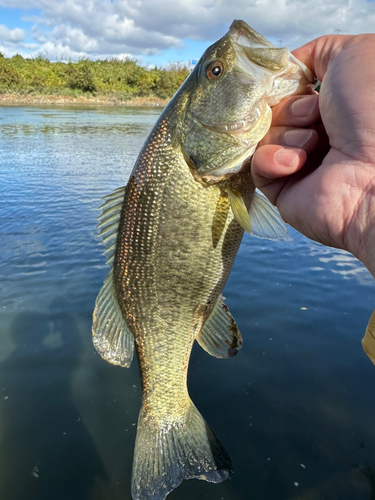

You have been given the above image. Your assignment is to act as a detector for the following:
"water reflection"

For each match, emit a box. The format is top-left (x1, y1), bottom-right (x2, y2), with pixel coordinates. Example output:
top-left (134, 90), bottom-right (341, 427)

top-left (0, 123), bottom-right (146, 137)
top-left (0, 299), bottom-right (109, 500)
top-left (288, 464), bottom-right (375, 500)
top-left (307, 242), bottom-right (374, 286)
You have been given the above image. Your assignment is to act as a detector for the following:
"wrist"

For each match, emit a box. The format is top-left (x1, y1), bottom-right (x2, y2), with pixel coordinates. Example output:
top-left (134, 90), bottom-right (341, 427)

top-left (344, 173), bottom-right (375, 278)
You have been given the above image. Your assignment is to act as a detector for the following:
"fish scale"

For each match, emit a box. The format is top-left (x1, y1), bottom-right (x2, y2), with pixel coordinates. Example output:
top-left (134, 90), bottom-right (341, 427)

top-left (115, 114), bottom-right (244, 417)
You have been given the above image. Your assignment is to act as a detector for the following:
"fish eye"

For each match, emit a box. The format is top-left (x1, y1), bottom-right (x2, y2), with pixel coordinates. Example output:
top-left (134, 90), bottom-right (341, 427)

top-left (206, 61), bottom-right (224, 80)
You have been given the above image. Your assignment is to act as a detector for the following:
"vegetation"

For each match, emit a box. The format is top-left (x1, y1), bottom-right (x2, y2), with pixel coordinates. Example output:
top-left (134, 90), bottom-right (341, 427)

top-left (0, 52), bottom-right (190, 101)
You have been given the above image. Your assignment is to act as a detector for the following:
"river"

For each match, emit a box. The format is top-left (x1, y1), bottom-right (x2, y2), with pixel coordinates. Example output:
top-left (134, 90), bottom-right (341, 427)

top-left (0, 105), bottom-right (374, 500)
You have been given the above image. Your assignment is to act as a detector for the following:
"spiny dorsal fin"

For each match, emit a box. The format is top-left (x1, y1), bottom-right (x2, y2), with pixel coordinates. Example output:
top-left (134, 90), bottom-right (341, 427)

top-left (197, 294), bottom-right (243, 358)
top-left (363, 311), bottom-right (375, 365)
top-left (92, 269), bottom-right (134, 367)
top-left (97, 186), bottom-right (126, 267)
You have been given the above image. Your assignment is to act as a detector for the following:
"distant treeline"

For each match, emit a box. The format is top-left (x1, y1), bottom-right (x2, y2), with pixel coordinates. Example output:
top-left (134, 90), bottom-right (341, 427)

top-left (0, 53), bottom-right (190, 99)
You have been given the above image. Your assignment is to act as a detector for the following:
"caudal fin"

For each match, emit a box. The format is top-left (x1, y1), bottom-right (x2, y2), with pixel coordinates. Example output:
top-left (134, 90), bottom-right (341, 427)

top-left (131, 401), bottom-right (233, 500)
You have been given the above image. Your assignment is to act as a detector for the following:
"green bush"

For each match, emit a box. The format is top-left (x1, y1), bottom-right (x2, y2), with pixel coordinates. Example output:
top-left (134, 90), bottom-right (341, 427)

top-left (0, 63), bottom-right (21, 88)
top-left (0, 54), bottom-right (190, 99)
top-left (66, 63), bottom-right (97, 92)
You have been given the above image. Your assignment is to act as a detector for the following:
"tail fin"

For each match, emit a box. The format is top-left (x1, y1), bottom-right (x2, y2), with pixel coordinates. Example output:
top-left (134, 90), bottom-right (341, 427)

top-left (131, 401), bottom-right (233, 500)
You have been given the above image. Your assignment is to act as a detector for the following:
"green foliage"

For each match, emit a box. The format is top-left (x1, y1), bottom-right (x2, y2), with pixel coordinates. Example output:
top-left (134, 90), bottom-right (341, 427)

top-left (65, 62), bottom-right (97, 92)
top-left (0, 54), bottom-right (190, 99)
top-left (0, 63), bottom-right (21, 87)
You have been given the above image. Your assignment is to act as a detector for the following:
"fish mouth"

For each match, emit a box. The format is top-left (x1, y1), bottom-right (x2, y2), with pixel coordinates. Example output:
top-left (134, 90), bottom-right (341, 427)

top-left (200, 102), bottom-right (263, 138)
top-left (229, 20), bottom-right (315, 91)
top-left (228, 20), bottom-right (276, 50)
top-left (201, 101), bottom-right (272, 178)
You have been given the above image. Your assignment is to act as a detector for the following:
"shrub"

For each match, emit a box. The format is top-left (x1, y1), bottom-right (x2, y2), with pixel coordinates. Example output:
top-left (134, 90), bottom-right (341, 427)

top-left (66, 63), bottom-right (97, 92)
top-left (0, 63), bottom-right (21, 88)
top-left (0, 54), bottom-right (190, 98)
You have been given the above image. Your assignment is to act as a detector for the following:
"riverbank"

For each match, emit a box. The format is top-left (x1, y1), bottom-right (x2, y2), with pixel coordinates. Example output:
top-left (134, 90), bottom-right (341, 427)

top-left (0, 93), bottom-right (170, 107)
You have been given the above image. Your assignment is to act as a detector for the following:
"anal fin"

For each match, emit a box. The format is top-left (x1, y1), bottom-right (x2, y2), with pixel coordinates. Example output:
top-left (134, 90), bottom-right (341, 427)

top-left (197, 294), bottom-right (243, 358)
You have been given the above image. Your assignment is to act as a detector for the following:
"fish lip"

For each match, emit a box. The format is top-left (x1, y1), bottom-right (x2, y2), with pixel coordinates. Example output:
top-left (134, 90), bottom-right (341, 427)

top-left (199, 108), bottom-right (260, 137)
top-left (228, 20), bottom-right (273, 49)
top-left (288, 53), bottom-right (318, 87)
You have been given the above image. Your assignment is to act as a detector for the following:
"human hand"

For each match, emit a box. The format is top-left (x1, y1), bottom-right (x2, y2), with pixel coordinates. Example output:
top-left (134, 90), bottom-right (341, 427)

top-left (252, 34), bottom-right (375, 276)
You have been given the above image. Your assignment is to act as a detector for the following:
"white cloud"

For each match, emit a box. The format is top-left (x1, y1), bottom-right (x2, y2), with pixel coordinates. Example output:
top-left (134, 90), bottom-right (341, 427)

top-left (0, 24), bottom-right (25, 43)
top-left (0, 0), bottom-right (374, 60)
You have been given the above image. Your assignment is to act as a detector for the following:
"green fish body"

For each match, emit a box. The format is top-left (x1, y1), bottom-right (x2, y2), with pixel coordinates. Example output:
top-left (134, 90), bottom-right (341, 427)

top-left (92, 20), bottom-right (315, 500)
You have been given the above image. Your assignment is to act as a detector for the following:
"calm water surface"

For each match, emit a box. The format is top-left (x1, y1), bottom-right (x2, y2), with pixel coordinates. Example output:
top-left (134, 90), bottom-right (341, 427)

top-left (0, 105), bottom-right (375, 500)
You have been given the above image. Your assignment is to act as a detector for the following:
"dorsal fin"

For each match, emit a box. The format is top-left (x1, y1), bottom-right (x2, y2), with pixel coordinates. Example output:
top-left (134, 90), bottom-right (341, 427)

top-left (97, 186), bottom-right (126, 267)
top-left (197, 295), bottom-right (242, 358)
top-left (92, 186), bottom-right (134, 368)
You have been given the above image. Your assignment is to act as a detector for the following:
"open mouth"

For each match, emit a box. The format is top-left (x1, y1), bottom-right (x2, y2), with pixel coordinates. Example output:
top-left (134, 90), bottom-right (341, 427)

top-left (229, 20), bottom-right (316, 91)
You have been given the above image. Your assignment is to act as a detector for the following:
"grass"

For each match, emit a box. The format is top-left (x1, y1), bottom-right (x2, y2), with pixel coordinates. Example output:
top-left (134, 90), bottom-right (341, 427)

top-left (0, 53), bottom-right (190, 101)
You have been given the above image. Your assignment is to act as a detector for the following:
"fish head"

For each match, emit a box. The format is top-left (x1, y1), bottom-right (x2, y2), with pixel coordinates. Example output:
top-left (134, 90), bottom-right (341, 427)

top-left (179, 20), bottom-right (316, 180)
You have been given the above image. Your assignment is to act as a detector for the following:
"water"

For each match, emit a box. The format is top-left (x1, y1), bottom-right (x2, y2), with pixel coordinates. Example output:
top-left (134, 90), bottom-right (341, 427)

top-left (0, 105), bottom-right (374, 500)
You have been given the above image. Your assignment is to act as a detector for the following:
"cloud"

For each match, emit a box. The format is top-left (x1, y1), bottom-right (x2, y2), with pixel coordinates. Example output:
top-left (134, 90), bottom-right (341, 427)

top-left (0, 24), bottom-right (25, 43)
top-left (0, 0), bottom-right (374, 60)
top-left (112, 0), bottom-right (375, 46)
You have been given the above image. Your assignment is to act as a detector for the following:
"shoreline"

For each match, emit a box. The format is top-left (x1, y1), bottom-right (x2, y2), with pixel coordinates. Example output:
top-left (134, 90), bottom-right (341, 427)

top-left (0, 93), bottom-right (171, 107)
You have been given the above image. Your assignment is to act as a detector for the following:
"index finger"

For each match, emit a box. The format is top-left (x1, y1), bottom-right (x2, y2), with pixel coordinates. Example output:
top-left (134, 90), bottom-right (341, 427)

top-left (292, 35), bottom-right (353, 81)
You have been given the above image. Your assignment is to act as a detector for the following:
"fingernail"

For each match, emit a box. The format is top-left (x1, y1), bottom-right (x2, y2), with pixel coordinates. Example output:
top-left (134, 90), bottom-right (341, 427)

top-left (291, 95), bottom-right (317, 118)
top-left (274, 148), bottom-right (300, 168)
top-left (283, 129), bottom-right (313, 148)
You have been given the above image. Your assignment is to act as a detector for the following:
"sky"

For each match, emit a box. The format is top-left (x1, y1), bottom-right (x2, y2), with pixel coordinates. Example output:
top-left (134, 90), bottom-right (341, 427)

top-left (0, 0), bottom-right (375, 67)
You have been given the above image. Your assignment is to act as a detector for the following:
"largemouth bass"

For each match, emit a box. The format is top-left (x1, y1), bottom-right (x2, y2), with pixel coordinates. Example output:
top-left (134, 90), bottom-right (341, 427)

top-left (92, 20), bottom-right (315, 500)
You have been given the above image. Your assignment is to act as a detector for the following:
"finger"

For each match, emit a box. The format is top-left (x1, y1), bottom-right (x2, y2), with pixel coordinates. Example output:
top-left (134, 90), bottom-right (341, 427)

top-left (271, 93), bottom-right (320, 127)
top-left (292, 35), bottom-right (353, 81)
top-left (251, 145), bottom-right (307, 205)
top-left (259, 126), bottom-right (318, 154)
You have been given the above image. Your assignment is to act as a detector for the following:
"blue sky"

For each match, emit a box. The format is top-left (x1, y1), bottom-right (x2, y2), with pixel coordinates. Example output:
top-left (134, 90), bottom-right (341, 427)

top-left (0, 0), bottom-right (374, 66)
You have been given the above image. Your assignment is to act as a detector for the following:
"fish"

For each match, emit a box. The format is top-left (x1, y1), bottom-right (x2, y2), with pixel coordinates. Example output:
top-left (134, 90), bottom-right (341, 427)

top-left (92, 20), bottom-right (315, 500)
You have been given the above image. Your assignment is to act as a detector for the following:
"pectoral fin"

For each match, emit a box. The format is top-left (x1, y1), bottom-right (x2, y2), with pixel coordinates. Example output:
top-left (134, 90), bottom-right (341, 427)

top-left (197, 295), bottom-right (243, 358)
top-left (228, 187), bottom-right (288, 240)
top-left (362, 311), bottom-right (375, 365)
top-left (248, 191), bottom-right (288, 239)
top-left (227, 187), bottom-right (252, 234)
